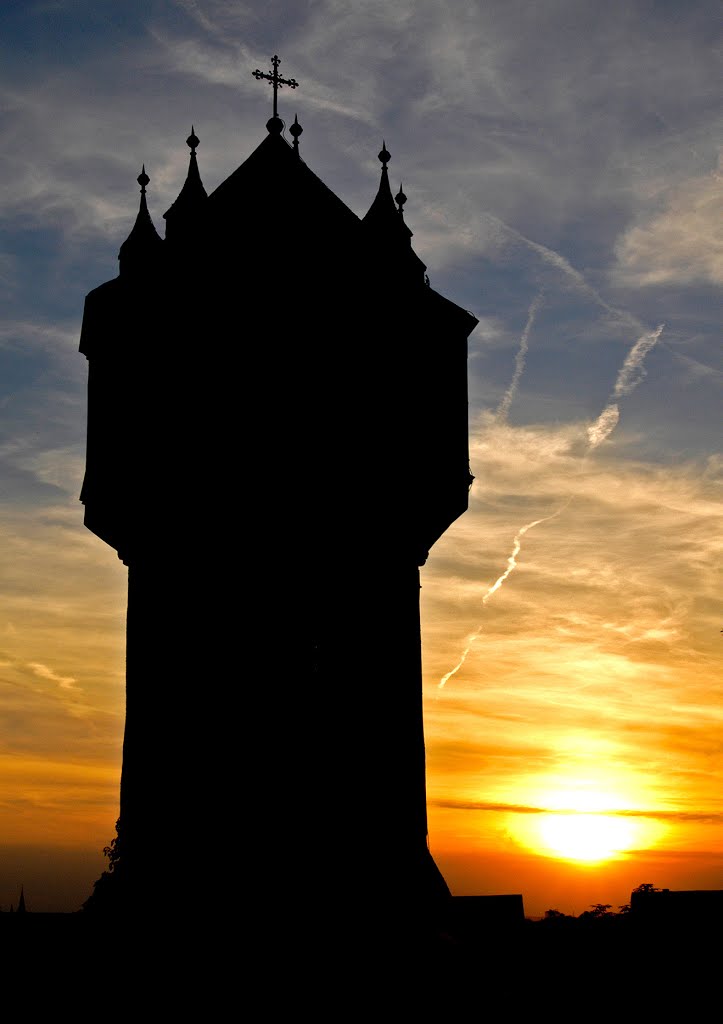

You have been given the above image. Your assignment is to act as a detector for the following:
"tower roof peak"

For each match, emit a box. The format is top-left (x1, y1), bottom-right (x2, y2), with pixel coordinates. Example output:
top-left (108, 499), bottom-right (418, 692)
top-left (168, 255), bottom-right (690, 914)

top-left (363, 140), bottom-right (426, 279)
top-left (164, 128), bottom-right (208, 239)
top-left (364, 141), bottom-right (410, 235)
top-left (119, 164), bottom-right (163, 273)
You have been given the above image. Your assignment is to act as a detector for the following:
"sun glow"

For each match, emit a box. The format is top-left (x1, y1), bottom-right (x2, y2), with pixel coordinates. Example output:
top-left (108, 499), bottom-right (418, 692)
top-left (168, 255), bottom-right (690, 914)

top-left (506, 782), bottom-right (666, 864)
top-left (536, 812), bottom-right (639, 863)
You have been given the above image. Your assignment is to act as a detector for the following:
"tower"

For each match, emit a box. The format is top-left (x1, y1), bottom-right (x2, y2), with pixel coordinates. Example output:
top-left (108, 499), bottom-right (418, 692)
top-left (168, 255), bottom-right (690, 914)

top-left (79, 59), bottom-right (478, 935)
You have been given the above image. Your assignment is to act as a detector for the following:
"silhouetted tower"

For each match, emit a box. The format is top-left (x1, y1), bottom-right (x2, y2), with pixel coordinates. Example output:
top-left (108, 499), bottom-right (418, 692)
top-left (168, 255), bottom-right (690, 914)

top-left (79, 58), bottom-right (477, 933)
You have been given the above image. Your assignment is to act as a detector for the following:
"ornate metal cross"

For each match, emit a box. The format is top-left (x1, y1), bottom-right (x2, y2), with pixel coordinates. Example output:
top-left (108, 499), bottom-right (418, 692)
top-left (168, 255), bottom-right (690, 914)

top-left (252, 55), bottom-right (299, 119)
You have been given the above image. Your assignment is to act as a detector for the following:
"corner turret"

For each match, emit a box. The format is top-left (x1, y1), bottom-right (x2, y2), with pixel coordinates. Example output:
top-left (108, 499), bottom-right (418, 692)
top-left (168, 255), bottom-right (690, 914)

top-left (163, 128), bottom-right (208, 241)
top-left (118, 166), bottom-right (163, 276)
top-left (363, 142), bottom-right (426, 282)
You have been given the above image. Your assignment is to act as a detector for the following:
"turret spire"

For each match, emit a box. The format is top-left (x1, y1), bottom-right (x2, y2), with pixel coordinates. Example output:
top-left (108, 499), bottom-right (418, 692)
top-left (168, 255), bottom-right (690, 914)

top-left (363, 142), bottom-right (411, 239)
top-left (163, 126), bottom-right (208, 239)
top-left (363, 141), bottom-right (426, 281)
top-left (119, 165), bottom-right (163, 274)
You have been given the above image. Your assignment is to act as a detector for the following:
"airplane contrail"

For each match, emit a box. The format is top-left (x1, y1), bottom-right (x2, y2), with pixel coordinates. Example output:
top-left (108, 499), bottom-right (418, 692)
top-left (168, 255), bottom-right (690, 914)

top-left (438, 505), bottom-right (567, 689)
top-left (483, 213), bottom-right (642, 333)
top-left (587, 404), bottom-right (620, 450)
top-left (438, 323), bottom-right (665, 690)
top-left (481, 507), bottom-right (568, 604)
top-left (438, 635), bottom-right (477, 690)
top-left (613, 324), bottom-right (665, 398)
top-left (439, 288), bottom-right (546, 690)
top-left (585, 324), bottom-right (665, 452)
top-left (496, 289), bottom-right (545, 423)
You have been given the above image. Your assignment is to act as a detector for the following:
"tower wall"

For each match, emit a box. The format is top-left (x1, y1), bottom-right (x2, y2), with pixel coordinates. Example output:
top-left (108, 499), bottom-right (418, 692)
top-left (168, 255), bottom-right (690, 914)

top-left (79, 125), bottom-right (477, 931)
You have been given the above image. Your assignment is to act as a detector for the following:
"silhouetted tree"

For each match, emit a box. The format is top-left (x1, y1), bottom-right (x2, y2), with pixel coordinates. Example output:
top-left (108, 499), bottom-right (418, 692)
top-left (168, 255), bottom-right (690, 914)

top-left (81, 818), bottom-right (125, 914)
top-left (102, 818), bottom-right (122, 873)
top-left (632, 883), bottom-right (659, 894)
top-left (538, 908), bottom-right (577, 930)
top-left (578, 903), bottom-right (615, 924)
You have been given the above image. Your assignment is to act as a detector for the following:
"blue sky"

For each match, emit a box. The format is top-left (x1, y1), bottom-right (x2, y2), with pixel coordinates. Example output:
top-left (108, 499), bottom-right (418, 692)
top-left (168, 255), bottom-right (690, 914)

top-left (1, 0), bottom-right (721, 914)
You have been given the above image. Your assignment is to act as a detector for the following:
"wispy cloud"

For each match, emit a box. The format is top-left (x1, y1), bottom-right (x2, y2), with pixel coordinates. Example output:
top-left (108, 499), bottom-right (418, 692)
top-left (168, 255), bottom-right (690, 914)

top-left (615, 154), bottom-right (723, 287)
top-left (433, 799), bottom-right (723, 825)
top-left (439, 322), bottom-right (665, 689)
top-left (27, 661), bottom-right (77, 691)
top-left (482, 214), bottom-right (642, 332)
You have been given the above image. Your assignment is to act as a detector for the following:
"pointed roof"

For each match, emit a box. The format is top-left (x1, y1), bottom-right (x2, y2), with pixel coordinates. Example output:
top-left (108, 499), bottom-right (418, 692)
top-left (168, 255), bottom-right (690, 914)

top-left (17, 885), bottom-right (26, 913)
top-left (118, 166), bottom-right (163, 274)
top-left (363, 142), bottom-right (409, 237)
top-left (363, 142), bottom-right (426, 278)
top-left (164, 127), bottom-right (208, 239)
top-left (206, 118), bottom-right (359, 236)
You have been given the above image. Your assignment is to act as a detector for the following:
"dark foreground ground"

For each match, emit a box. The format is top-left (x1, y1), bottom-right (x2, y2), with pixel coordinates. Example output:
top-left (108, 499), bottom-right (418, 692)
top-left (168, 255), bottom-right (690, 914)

top-left (1, 911), bottom-right (717, 1016)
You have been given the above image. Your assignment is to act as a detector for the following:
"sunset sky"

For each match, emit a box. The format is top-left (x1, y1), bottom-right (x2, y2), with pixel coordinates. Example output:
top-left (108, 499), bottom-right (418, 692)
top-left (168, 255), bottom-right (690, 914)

top-left (1, 0), bottom-right (721, 916)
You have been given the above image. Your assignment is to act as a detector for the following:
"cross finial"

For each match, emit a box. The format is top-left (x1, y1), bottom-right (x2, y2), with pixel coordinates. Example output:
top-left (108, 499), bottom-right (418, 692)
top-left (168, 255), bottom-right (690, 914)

top-left (252, 55), bottom-right (299, 121)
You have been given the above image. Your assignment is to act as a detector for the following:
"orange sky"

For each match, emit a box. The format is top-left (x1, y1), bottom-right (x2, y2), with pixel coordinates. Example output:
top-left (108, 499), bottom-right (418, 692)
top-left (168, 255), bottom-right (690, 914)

top-left (420, 413), bottom-right (723, 916)
top-left (1, 400), bottom-right (721, 915)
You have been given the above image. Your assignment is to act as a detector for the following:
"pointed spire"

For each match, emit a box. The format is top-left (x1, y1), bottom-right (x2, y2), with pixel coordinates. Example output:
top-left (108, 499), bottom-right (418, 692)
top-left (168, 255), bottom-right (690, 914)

top-left (118, 165), bottom-right (163, 274)
top-left (362, 140), bottom-right (426, 280)
top-left (17, 885), bottom-right (26, 913)
top-left (363, 141), bottom-right (399, 227)
top-left (164, 127), bottom-right (208, 240)
top-left (363, 141), bottom-right (413, 242)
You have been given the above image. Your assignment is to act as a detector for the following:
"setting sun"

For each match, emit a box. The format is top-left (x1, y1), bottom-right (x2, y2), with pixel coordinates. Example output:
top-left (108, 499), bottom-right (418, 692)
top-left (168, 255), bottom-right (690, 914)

top-left (536, 812), bottom-right (640, 863)
top-left (499, 782), bottom-right (668, 864)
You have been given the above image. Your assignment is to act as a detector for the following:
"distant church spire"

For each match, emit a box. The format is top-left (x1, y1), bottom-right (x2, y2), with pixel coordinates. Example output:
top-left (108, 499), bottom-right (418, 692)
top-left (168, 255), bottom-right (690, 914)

top-left (118, 165), bottom-right (163, 274)
top-left (17, 885), bottom-right (26, 913)
top-left (164, 127), bottom-right (208, 239)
